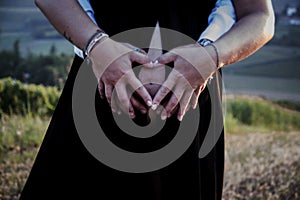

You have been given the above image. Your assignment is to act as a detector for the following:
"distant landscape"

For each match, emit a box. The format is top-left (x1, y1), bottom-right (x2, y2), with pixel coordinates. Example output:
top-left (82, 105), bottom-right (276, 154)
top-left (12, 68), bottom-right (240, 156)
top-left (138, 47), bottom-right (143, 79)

top-left (0, 0), bottom-right (73, 55)
top-left (222, 44), bottom-right (300, 102)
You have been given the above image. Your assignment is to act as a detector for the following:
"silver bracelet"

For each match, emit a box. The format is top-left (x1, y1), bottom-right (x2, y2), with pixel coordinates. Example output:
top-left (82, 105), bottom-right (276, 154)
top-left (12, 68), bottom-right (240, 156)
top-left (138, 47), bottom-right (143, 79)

top-left (84, 31), bottom-right (109, 57)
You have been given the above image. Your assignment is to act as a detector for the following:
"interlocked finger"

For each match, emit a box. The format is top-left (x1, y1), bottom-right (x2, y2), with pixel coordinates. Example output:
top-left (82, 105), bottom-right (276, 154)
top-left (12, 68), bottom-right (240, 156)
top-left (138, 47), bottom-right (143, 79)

top-left (191, 86), bottom-right (201, 109)
top-left (111, 90), bottom-right (123, 114)
top-left (104, 84), bottom-right (113, 106)
top-left (97, 79), bottom-right (105, 99)
top-left (152, 75), bottom-right (176, 110)
top-left (115, 80), bottom-right (135, 118)
top-left (130, 95), bottom-right (148, 114)
top-left (177, 90), bottom-right (193, 121)
top-left (163, 85), bottom-right (185, 119)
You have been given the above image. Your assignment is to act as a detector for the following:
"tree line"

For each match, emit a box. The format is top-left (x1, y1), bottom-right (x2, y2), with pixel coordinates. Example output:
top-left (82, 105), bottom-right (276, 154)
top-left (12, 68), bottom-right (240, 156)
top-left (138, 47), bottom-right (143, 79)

top-left (0, 40), bottom-right (73, 89)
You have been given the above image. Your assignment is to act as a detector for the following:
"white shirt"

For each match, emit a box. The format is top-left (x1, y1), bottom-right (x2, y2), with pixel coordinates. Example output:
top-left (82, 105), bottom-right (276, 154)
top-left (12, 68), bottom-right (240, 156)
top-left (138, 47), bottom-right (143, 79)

top-left (75, 0), bottom-right (236, 58)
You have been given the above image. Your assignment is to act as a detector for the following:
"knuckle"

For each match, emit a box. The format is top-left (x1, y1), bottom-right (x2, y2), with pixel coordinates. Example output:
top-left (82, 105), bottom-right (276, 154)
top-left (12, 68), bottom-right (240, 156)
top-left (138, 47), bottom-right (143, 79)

top-left (169, 100), bottom-right (178, 108)
top-left (165, 106), bottom-right (172, 114)
top-left (135, 86), bottom-right (144, 93)
top-left (160, 87), bottom-right (170, 95)
top-left (173, 72), bottom-right (182, 80)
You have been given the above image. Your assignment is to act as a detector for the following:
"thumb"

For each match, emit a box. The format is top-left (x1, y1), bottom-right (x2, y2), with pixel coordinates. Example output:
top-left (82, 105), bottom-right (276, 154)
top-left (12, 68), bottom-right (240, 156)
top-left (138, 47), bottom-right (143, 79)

top-left (157, 51), bottom-right (176, 65)
top-left (131, 52), bottom-right (150, 64)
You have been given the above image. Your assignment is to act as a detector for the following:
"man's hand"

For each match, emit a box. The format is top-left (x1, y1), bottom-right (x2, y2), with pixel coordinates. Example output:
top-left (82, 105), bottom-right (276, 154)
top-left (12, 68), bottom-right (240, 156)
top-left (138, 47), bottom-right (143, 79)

top-left (152, 44), bottom-right (217, 121)
top-left (89, 38), bottom-right (153, 118)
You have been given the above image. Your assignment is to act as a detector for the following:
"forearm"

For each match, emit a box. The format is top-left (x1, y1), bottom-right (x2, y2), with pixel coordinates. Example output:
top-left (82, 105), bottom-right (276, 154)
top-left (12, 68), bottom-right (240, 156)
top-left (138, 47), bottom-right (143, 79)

top-left (213, 0), bottom-right (275, 68)
top-left (35, 0), bottom-right (100, 50)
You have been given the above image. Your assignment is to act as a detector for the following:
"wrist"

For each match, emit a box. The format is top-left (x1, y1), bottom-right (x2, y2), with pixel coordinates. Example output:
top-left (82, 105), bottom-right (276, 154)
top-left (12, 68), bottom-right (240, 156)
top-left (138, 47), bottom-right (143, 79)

top-left (84, 29), bottom-right (109, 57)
top-left (204, 44), bottom-right (219, 70)
top-left (198, 38), bottom-right (219, 70)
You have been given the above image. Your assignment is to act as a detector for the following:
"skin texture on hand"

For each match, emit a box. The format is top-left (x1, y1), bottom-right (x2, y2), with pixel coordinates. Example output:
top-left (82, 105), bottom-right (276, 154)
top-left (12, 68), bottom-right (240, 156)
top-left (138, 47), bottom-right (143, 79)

top-left (89, 38), bottom-right (153, 118)
top-left (152, 44), bottom-right (217, 121)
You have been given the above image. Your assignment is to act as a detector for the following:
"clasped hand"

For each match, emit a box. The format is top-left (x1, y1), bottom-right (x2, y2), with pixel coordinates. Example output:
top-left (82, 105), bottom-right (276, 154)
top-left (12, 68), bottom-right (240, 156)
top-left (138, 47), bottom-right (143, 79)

top-left (90, 39), bottom-right (217, 121)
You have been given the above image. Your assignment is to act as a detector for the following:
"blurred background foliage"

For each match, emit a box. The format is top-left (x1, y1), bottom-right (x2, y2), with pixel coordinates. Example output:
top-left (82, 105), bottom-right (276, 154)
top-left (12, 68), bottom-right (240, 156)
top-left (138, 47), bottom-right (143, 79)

top-left (0, 77), bottom-right (60, 117)
top-left (0, 40), bottom-right (72, 88)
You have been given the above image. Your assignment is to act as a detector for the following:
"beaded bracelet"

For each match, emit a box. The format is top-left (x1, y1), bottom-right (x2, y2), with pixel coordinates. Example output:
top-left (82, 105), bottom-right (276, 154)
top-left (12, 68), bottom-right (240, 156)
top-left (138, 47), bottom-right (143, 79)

top-left (84, 30), bottom-right (109, 57)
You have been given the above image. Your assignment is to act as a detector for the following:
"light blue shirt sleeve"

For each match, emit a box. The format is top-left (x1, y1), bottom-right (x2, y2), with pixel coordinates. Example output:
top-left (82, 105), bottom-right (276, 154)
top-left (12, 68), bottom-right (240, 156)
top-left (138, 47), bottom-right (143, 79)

top-left (74, 0), bottom-right (97, 58)
top-left (199, 0), bottom-right (236, 42)
top-left (77, 0), bottom-right (97, 24)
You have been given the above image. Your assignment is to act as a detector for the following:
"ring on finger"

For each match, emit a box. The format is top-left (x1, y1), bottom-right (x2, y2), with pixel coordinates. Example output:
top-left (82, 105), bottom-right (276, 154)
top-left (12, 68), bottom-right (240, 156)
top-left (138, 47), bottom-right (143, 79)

top-left (134, 48), bottom-right (143, 53)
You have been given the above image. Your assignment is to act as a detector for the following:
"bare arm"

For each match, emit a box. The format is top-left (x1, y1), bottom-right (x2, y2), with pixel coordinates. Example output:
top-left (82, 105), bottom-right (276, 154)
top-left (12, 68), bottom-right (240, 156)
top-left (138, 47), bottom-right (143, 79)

top-left (35, 0), bottom-right (99, 50)
top-left (214, 0), bottom-right (275, 67)
top-left (153, 0), bottom-right (275, 121)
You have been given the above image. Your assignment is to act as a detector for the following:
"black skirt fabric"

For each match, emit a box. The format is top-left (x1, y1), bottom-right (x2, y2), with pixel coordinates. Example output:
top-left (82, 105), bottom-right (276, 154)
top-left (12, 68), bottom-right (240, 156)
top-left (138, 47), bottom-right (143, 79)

top-left (20, 1), bottom-right (225, 199)
top-left (20, 54), bottom-right (224, 200)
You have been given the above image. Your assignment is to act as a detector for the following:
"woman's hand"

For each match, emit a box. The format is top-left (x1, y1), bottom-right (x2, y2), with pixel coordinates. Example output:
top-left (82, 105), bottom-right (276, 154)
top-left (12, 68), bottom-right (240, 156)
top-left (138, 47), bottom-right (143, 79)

top-left (89, 38), bottom-right (153, 118)
top-left (152, 44), bottom-right (217, 121)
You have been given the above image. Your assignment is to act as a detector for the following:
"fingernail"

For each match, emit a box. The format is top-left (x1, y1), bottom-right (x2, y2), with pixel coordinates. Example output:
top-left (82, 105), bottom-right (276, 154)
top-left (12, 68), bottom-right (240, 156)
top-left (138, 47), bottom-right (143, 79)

top-left (129, 112), bottom-right (135, 119)
top-left (154, 60), bottom-right (159, 65)
top-left (147, 100), bottom-right (152, 107)
top-left (152, 104), bottom-right (158, 110)
top-left (161, 114), bottom-right (167, 120)
top-left (141, 109), bottom-right (147, 114)
top-left (111, 108), bottom-right (116, 113)
top-left (178, 115), bottom-right (183, 121)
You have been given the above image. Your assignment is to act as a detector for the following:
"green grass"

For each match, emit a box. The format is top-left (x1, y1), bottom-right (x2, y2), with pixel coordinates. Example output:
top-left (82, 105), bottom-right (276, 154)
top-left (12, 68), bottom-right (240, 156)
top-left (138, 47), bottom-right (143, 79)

top-left (273, 99), bottom-right (300, 112)
top-left (0, 96), bottom-right (299, 152)
top-left (0, 95), bottom-right (299, 199)
top-left (0, 114), bottom-right (50, 199)
top-left (0, 96), bottom-right (299, 154)
top-left (0, 114), bottom-right (49, 158)
top-left (224, 96), bottom-right (300, 134)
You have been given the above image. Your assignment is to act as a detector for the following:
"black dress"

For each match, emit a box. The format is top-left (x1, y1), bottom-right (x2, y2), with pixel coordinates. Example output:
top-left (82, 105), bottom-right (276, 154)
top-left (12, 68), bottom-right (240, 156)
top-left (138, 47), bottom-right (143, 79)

top-left (20, 1), bottom-right (225, 199)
